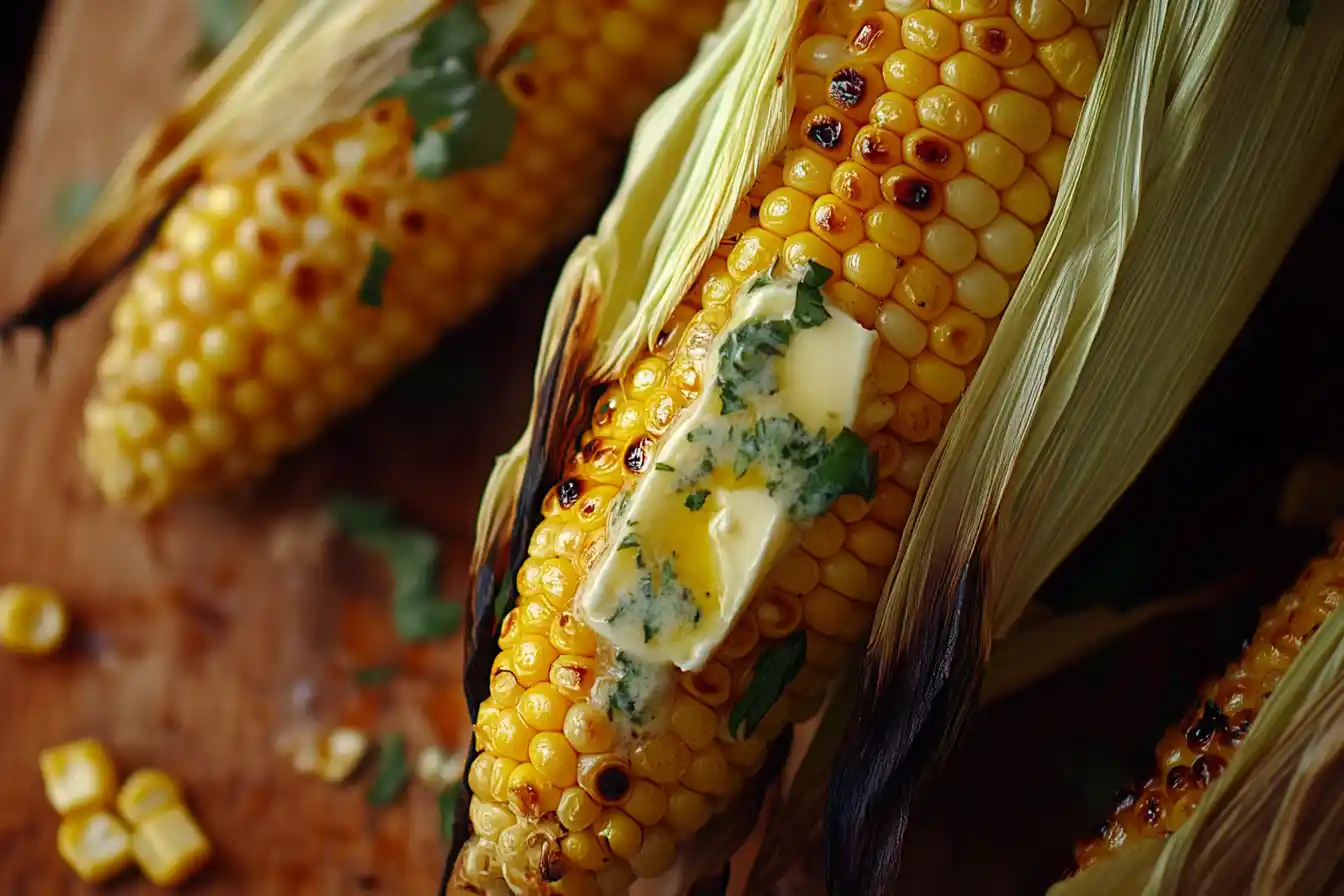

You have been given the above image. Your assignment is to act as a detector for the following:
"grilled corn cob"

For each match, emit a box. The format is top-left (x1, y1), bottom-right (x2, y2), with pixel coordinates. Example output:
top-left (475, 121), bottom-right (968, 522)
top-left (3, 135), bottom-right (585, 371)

top-left (80, 0), bottom-right (728, 509)
top-left (1071, 537), bottom-right (1344, 874)
top-left (455, 0), bottom-right (1114, 892)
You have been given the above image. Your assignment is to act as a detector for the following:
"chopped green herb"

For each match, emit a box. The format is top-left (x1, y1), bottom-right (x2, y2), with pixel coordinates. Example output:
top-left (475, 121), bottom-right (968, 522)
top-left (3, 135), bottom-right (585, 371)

top-left (327, 493), bottom-right (460, 643)
top-left (729, 630), bottom-right (807, 738)
top-left (717, 319), bottom-right (793, 414)
top-left (642, 621), bottom-right (657, 643)
top-left (366, 733), bottom-right (411, 806)
top-left (618, 533), bottom-right (641, 551)
top-left (438, 787), bottom-right (460, 841)
top-left (51, 180), bottom-right (103, 235)
top-left (507, 44), bottom-right (537, 65)
top-left (746, 272), bottom-right (771, 294)
top-left (684, 490), bottom-right (710, 511)
top-left (411, 3), bottom-right (491, 67)
top-left (655, 462), bottom-right (676, 472)
top-left (1288, 0), bottom-right (1312, 24)
top-left (800, 427), bottom-right (878, 515)
top-left (686, 426), bottom-right (712, 443)
top-left (801, 261), bottom-right (831, 289)
top-left (353, 664), bottom-right (399, 687)
top-left (359, 243), bottom-right (393, 307)
top-left (187, 0), bottom-right (254, 68)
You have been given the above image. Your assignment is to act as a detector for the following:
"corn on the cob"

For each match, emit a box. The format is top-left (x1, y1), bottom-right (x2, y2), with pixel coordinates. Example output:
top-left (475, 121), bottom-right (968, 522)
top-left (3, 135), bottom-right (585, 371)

top-left (80, 0), bottom-right (728, 510)
top-left (454, 0), bottom-right (1114, 891)
top-left (1071, 538), bottom-right (1344, 874)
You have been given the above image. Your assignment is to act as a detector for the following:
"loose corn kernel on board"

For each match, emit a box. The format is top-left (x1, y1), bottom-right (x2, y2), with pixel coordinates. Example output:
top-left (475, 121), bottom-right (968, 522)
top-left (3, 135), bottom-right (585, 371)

top-left (0, 3), bottom-right (1336, 896)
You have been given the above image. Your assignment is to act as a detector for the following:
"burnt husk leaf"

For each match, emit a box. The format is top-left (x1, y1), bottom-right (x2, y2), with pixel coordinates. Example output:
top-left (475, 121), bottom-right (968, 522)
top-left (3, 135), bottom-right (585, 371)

top-left (824, 553), bottom-right (990, 894)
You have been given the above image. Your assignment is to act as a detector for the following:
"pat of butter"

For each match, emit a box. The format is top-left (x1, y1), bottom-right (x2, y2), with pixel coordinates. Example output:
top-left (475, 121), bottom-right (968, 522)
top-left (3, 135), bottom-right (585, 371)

top-left (578, 275), bottom-right (877, 671)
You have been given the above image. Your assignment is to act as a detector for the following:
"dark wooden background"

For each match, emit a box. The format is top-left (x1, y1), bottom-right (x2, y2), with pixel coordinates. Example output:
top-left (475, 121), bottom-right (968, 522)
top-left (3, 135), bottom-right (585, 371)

top-left (0, 3), bottom-right (1339, 894)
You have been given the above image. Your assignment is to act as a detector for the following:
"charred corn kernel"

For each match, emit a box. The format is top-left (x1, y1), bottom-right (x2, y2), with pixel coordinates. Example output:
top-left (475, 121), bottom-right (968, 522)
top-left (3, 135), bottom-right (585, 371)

top-left (940, 51), bottom-right (1002, 100)
top-left (40, 739), bottom-right (118, 815)
top-left (58, 810), bottom-right (133, 885)
top-left (457, 1), bottom-right (1113, 887)
top-left (0, 583), bottom-right (68, 656)
top-left (983, 88), bottom-right (1052, 152)
top-left (507, 763), bottom-right (562, 817)
top-left (902, 9), bottom-right (961, 60)
top-left (1011, 0), bottom-right (1074, 39)
top-left (871, 91), bottom-right (921, 133)
top-left (977, 211), bottom-right (1037, 273)
top-left (81, 0), bottom-right (726, 510)
top-left (1036, 27), bottom-right (1099, 97)
top-left (1073, 540), bottom-right (1344, 874)
top-left (116, 770), bottom-right (183, 827)
top-left (1002, 60), bottom-right (1057, 97)
top-left (131, 805), bottom-right (212, 888)
top-left (1030, 133), bottom-right (1071, 192)
top-left (921, 215), bottom-right (979, 272)
top-left (558, 787), bottom-right (601, 832)
top-left (417, 747), bottom-right (466, 793)
top-left (943, 173), bottom-right (1001, 228)
top-left (530, 733), bottom-right (579, 788)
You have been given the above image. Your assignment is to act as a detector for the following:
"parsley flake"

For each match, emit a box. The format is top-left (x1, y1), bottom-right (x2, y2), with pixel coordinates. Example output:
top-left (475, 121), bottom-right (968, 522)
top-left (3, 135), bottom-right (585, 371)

top-left (366, 733), bottom-right (411, 806)
top-left (684, 489), bottom-right (710, 511)
top-left (618, 533), bottom-right (641, 551)
top-left (792, 263), bottom-right (832, 329)
top-left (717, 318), bottom-right (793, 414)
top-left (655, 462), bottom-right (676, 472)
top-left (729, 630), bottom-right (807, 738)
top-left (359, 243), bottom-right (393, 307)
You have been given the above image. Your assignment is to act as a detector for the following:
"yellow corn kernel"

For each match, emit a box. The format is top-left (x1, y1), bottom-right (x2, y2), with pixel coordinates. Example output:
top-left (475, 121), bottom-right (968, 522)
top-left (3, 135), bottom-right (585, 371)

top-left (915, 85), bottom-right (985, 142)
top-left (0, 583), bottom-right (68, 656)
top-left (468, 754), bottom-right (493, 798)
top-left (871, 91), bottom-right (920, 134)
top-left (801, 105), bottom-right (859, 161)
top-left (564, 703), bottom-right (616, 754)
top-left (116, 770), bottom-right (184, 827)
top-left (559, 786), bottom-right (602, 832)
top-left (594, 809), bottom-right (644, 859)
top-left (802, 587), bottom-right (871, 641)
top-left (1031, 133), bottom-right (1071, 192)
top-left (630, 734), bottom-right (692, 786)
top-left (903, 129), bottom-right (965, 181)
top-left (963, 132), bottom-right (1024, 190)
top-left (796, 72), bottom-right (830, 113)
top-left (1060, 0), bottom-right (1118, 28)
top-left (911, 352), bottom-right (968, 402)
top-left (798, 33), bottom-right (851, 77)
top-left (624, 779), bottom-right (669, 826)
top-left (871, 480), bottom-right (917, 529)
top-left (782, 147), bottom-right (839, 196)
top-left (892, 255), bottom-right (955, 320)
top-left (820, 547), bottom-right (873, 596)
top-left (932, 0), bottom-right (1009, 20)
top-left (782, 232), bottom-right (845, 276)
top-left (469, 798), bottom-right (513, 840)
top-left (550, 610), bottom-right (598, 655)
top-left (554, 870), bottom-right (602, 896)
top-left (929, 307), bottom-right (988, 364)
top-left (518, 682), bottom-right (572, 732)
top-left (880, 165), bottom-right (944, 222)
top-left (877, 300), bottom-right (932, 358)
top-left (759, 187), bottom-right (815, 236)
top-left (1002, 60), bottom-right (1057, 97)
top-left (680, 744), bottom-right (732, 796)
top-left (844, 243), bottom-right (903, 295)
top-left (530, 732), bottom-right (579, 788)
top-left (490, 668), bottom-right (526, 708)
top-left (940, 51), bottom-right (1002, 100)
top-left (1050, 91), bottom-right (1083, 136)
top-left (58, 810), bottom-right (133, 885)
top-left (954, 259), bottom-right (1012, 317)
top-left (507, 762), bottom-right (563, 817)
top-left (486, 755), bottom-right (518, 802)
top-left (827, 63), bottom-right (886, 120)
top-left (627, 824), bottom-right (677, 878)
top-left (490, 708), bottom-right (537, 763)
top-left (830, 280), bottom-right (882, 328)
top-left (810, 194), bottom-right (868, 251)
top-left (847, 13), bottom-right (905, 65)
top-left (1036, 27), bottom-right (1099, 97)
top-left (853, 124), bottom-right (907, 174)
top-left (727, 228), bottom-right (784, 281)
top-left (921, 216), bottom-right (979, 273)
top-left (512, 635), bottom-right (561, 687)
top-left (960, 17), bottom-right (1034, 67)
top-left (943, 173), bottom-right (1001, 228)
top-left (132, 805), bottom-right (212, 888)
top-left (901, 9), bottom-right (961, 61)
top-left (40, 739), bottom-right (118, 815)
top-left (1011, 0), bottom-right (1074, 39)
top-left (1002, 168), bottom-right (1053, 223)
top-left (551, 654), bottom-right (598, 702)
top-left (562, 830), bottom-right (609, 871)
top-left (982, 88), bottom-right (1053, 152)
top-left (883, 49), bottom-right (939, 98)
top-left (979, 211), bottom-right (1038, 275)
top-left (893, 386), bottom-right (944, 441)
top-left (831, 161), bottom-right (884, 210)
top-left (871, 347), bottom-right (913, 394)
top-left (664, 787), bottom-right (712, 839)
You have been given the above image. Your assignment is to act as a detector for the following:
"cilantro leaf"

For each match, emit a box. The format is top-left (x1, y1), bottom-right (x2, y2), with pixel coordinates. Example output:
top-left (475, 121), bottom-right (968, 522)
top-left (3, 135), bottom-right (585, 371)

top-left (366, 733), bottom-right (411, 806)
top-left (411, 4), bottom-right (491, 69)
top-left (718, 319), bottom-right (794, 414)
top-left (435, 81), bottom-right (518, 174)
top-left (438, 787), bottom-right (460, 841)
top-left (359, 243), bottom-right (393, 307)
top-left (793, 263), bottom-right (832, 329)
top-left (729, 631), bottom-right (807, 738)
top-left (353, 664), bottom-right (399, 687)
top-left (51, 180), bottom-right (103, 235)
top-left (655, 462), bottom-right (675, 472)
top-left (803, 427), bottom-right (878, 512)
top-left (1287, 0), bottom-right (1312, 24)
top-left (412, 127), bottom-right (452, 179)
top-left (618, 533), bottom-right (640, 551)
top-left (684, 490), bottom-right (710, 511)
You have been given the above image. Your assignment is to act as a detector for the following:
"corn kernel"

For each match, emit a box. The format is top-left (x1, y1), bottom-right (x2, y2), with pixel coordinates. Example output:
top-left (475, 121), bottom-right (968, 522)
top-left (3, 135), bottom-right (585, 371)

top-left (58, 810), bottom-right (133, 885)
top-left (759, 188), bottom-right (814, 236)
top-left (562, 830), bottom-right (609, 871)
top-left (921, 216), bottom-right (979, 273)
top-left (864, 203), bottom-right (922, 257)
top-left (876, 300), bottom-right (931, 357)
top-left (892, 255), bottom-right (955, 320)
top-left (903, 129), bottom-right (965, 181)
top-left (893, 386), bottom-right (944, 441)
top-left (810, 195), bottom-right (867, 251)
top-left (982, 88), bottom-right (1053, 152)
top-left (518, 682), bottom-right (572, 732)
top-left (831, 161), bottom-right (884, 210)
top-left (827, 63), bottom-right (885, 120)
top-left (782, 148), bottom-right (838, 196)
top-left (1050, 91), bottom-right (1083, 137)
top-left (1030, 133), bottom-right (1071, 193)
top-left (848, 13), bottom-right (904, 64)
top-left (530, 733), bottom-right (579, 788)
top-left (828, 281), bottom-right (881, 327)
top-left (559, 786), bottom-right (602, 832)
top-left (1002, 60), bottom-right (1057, 98)
top-left (911, 352), bottom-right (968, 402)
top-left (595, 809), bottom-right (643, 859)
top-left (1011, 0), bottom-right (1074, 39)
top-left (628, 825), bottom-right (678, 878)
top-left (132, 805), bottom-right (212, 887)
top-left (901, 9), bottom-right (961, 61)
top-left (978, 211), bottom-right (1037, 274)
top-left (0, 583), bottom-right (68, 655)
top-left (782, 232), bottom-right (845, 277)
top-left (929, 307), bottom-right (988, 364)
top-left (961, 17), bottom-right (1035, 67)
top-left (1002, 168), bottom-right (1053, 223)
top-left (799, 33), bottom-right (851, 77)
top-left (883, 49), bottom-right (939, 98)
top-left (727, 228), bottom-right (784, 281)
top-left (116, 770), bottom-right (183, 826)
top-left (1060, 0), bottom-right (1117, 28)
top-left (624, 779), bottom-right (669, 826)
top-left (40, 739), bottom-right (118, 815)
top-left (800, 106), bottom-right (858, 162)
top-left (871, 91), bottom-right (920, 133)
top-left (915, 85), bottom-right (984, 142)
top-left (796, 72), bottom-right (830, 113)
top-left (942, 173), bottom-right (1001, 229)
top-left (1036, 27), bottom-right (1099, 97)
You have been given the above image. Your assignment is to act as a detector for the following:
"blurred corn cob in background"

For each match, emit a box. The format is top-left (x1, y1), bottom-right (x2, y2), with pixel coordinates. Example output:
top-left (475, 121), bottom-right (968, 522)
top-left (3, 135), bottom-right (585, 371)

top-left (1071, 537), bottom-right (1343, 873)
top-left (13, 0), bottom-right (727, 510)
top-left (450, 0), bottom-right (1119, 891)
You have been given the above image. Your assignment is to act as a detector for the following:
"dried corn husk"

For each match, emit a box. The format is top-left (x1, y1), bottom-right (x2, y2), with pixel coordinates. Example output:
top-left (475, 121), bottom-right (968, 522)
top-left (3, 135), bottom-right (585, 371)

top-left (3, 0), bottom-right (529, 340)
top-left (1047, 604), bottom-right (1344, 896)
top-left (827, 0), bottom-right (1344, 887)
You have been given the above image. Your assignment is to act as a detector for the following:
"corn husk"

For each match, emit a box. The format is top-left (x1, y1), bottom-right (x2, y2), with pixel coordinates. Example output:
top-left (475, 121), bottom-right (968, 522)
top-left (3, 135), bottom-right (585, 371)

top-left (2, 0), bottom-right (530, 342)
top-left (825, 0), bottom-right (1344, 888)
top-left (1047, 604), bottom-right (1344, 896)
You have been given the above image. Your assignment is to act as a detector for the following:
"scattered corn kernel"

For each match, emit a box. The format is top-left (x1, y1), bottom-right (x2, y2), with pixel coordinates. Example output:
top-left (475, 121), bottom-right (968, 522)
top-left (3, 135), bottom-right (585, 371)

top-left (116, 769), bottom-right (184, 827)
top-left (40, 738), bottom-right (118, 815)
top-left (0, 583), bottom-right (68, 655)
top-left (132, 805), bottom-right (212, 888)
top-left (57, 810), bottom-right (133, 885)
top-left (416, 746), bottom-right (466, 793)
